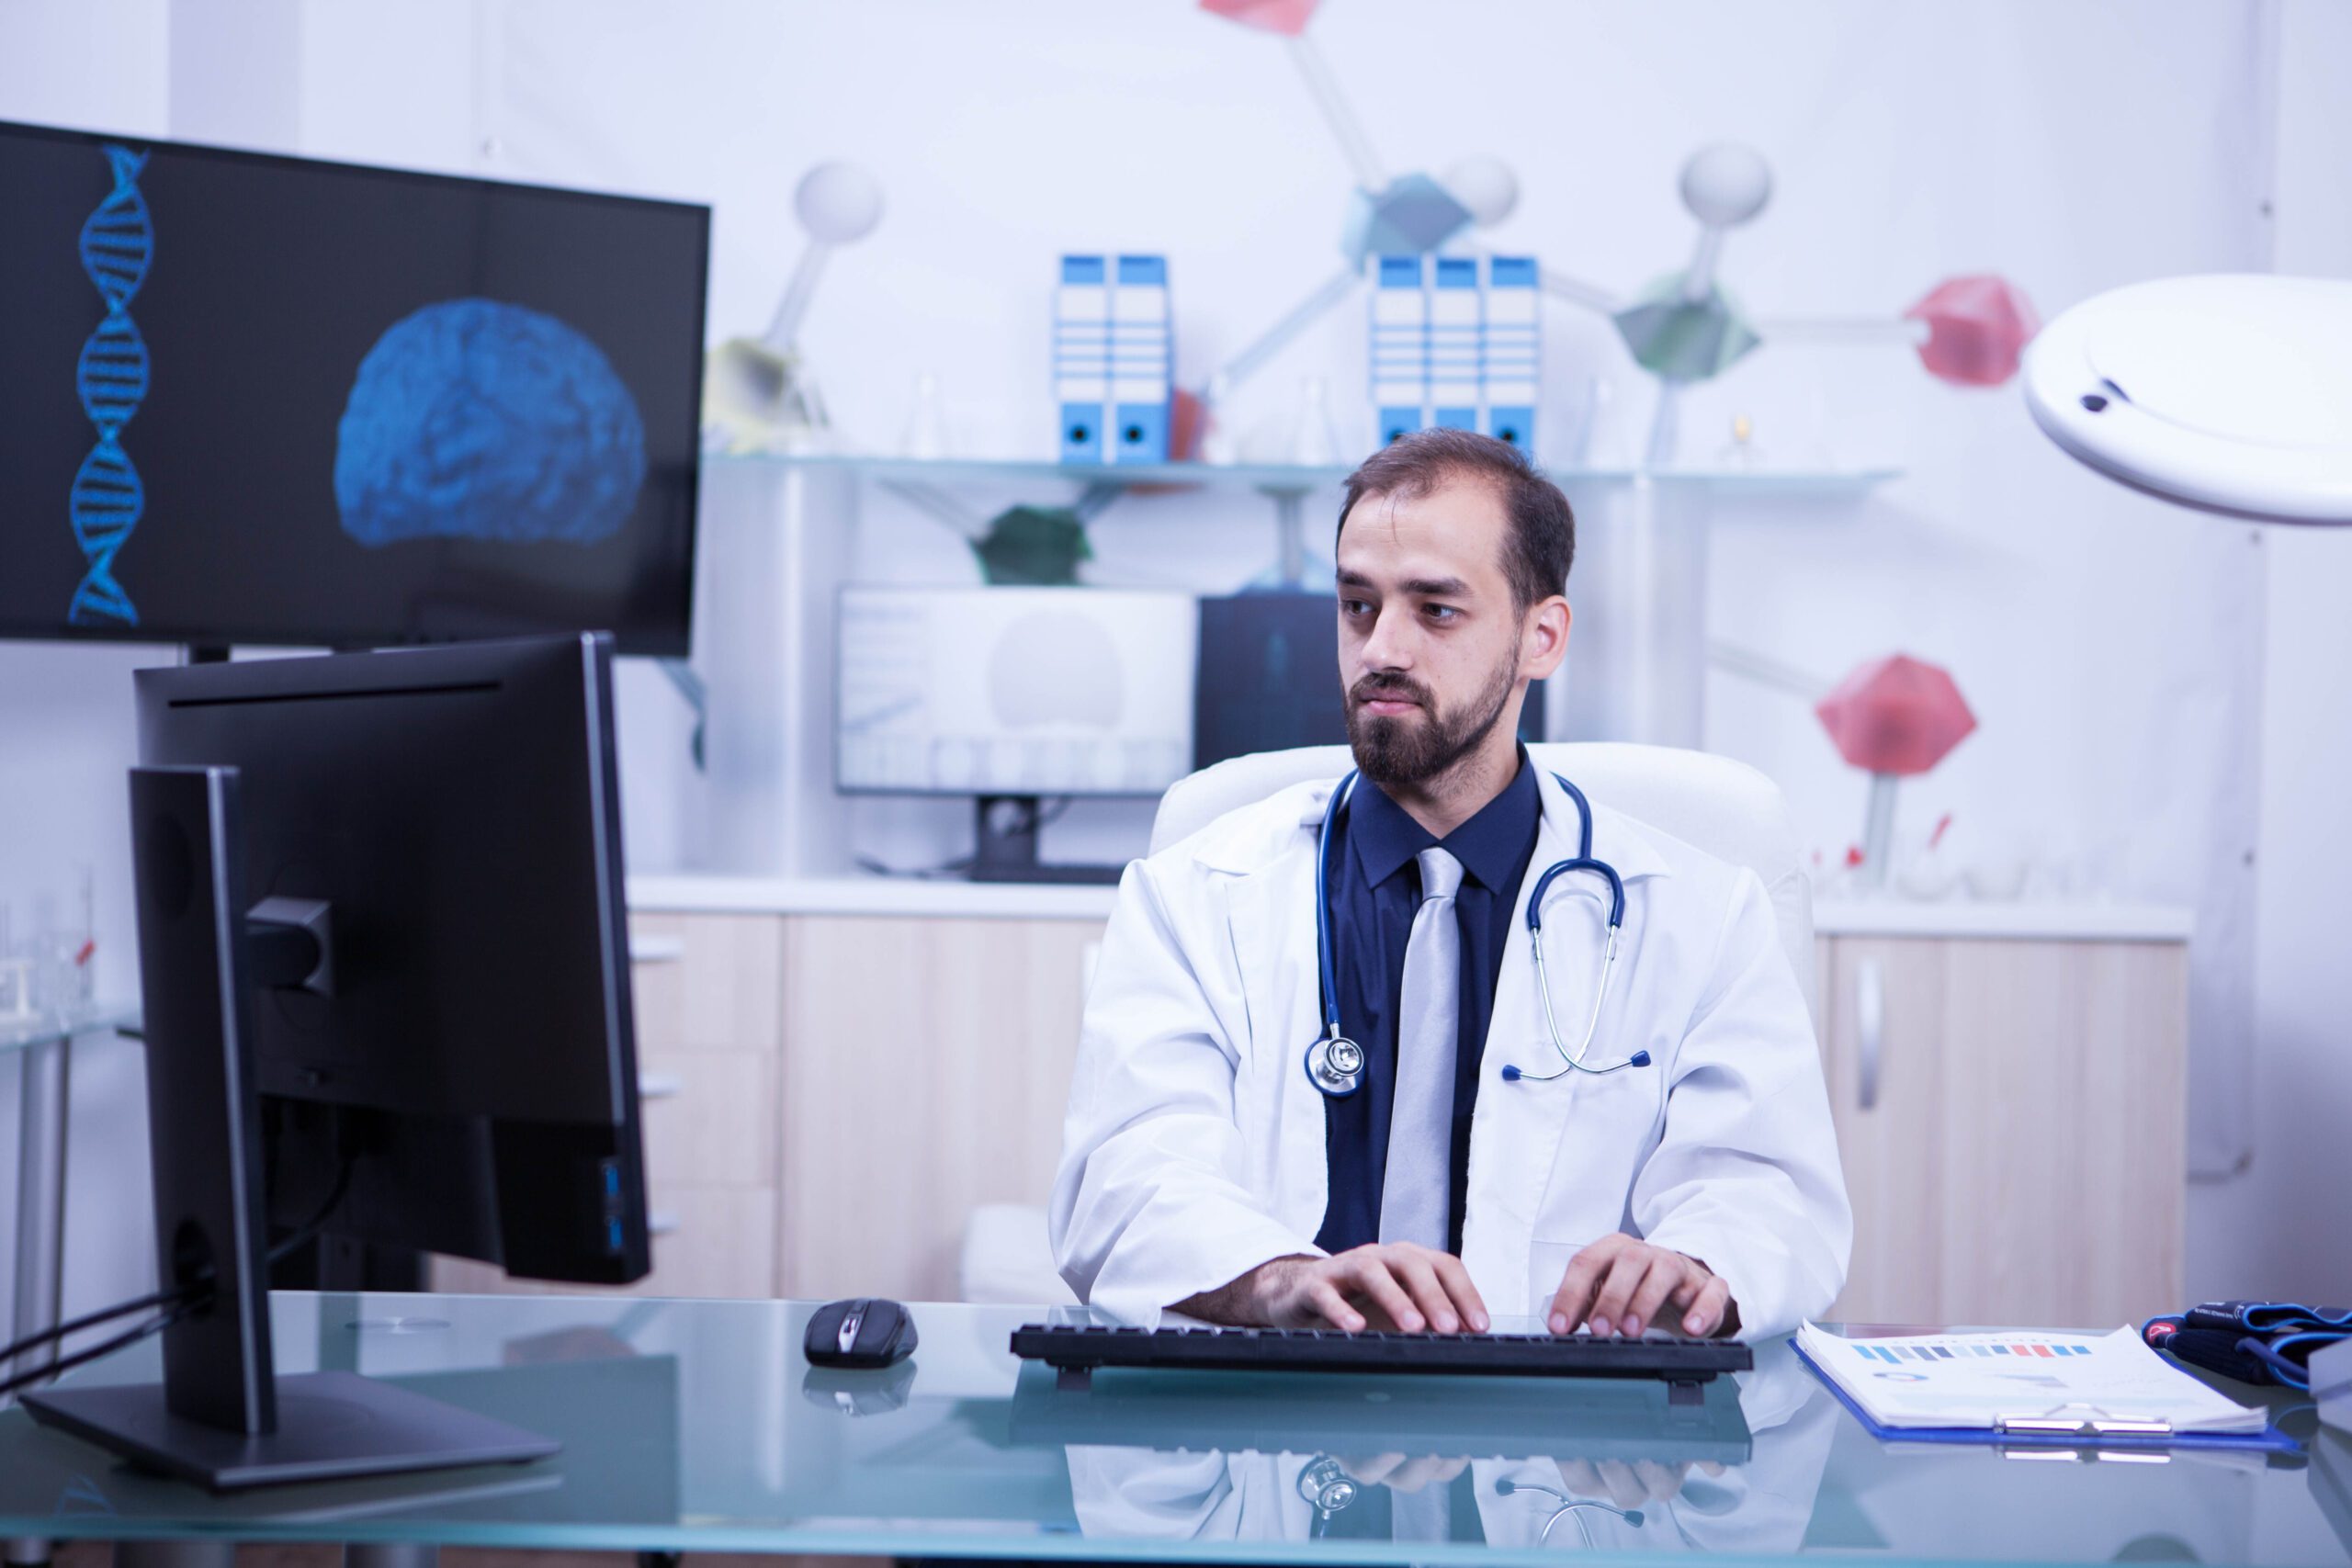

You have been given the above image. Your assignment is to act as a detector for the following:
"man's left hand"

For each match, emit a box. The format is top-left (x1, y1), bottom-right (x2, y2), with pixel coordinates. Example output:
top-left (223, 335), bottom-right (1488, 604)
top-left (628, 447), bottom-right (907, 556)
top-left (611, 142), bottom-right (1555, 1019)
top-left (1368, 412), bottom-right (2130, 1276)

top-left (1547, 1234), bottom-right (1736, 1338)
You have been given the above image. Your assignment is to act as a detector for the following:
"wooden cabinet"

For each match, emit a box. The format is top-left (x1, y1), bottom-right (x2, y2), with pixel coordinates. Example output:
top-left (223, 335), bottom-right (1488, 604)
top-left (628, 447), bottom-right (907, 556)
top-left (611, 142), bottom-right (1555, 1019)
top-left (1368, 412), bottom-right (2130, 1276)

top-left (1811, 934), bottom-right (2188, 1327)
top-left (441, 897), bottom-right (2190, 1332)
top-left (434, 912), bottom-right (790, 1300)
top-left (775, 915), bottom-right (1100, 1301)
top-left (432, 908), bottom-right (1099, 1303)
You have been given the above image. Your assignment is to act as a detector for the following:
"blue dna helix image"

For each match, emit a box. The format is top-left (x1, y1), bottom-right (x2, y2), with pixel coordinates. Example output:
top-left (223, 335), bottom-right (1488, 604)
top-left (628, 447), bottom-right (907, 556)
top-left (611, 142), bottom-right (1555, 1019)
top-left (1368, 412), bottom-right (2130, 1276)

top-left (70, 144), bottom-right (153, 626)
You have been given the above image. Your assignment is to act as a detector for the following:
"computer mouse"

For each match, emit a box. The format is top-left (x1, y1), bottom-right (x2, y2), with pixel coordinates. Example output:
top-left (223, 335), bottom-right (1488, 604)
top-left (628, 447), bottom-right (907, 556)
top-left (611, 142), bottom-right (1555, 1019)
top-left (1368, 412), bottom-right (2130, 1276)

top-left (805, 1297), bottom-right (918, 1370)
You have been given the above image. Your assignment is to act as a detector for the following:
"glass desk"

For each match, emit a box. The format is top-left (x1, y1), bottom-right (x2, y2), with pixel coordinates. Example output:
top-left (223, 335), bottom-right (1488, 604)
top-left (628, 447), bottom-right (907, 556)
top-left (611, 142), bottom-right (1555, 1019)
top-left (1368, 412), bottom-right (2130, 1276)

top-left (0, 1292), bottom-right (2344, 1565)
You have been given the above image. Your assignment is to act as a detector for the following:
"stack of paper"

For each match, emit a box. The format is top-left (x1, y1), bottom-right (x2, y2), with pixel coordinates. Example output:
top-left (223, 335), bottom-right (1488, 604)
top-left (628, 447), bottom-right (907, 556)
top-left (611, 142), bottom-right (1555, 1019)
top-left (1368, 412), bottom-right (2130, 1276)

top-left (1795, 1323), bottom-right (2265, 1436)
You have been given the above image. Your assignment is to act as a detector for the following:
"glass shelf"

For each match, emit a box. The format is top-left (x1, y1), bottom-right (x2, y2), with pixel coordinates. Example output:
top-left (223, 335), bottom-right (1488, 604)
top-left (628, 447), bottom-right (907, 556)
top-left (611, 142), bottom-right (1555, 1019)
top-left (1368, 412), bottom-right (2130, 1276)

top-left (710, 453), bottom-right (1353, 489)
top-left (707, 451), bottom-right (1903, 497)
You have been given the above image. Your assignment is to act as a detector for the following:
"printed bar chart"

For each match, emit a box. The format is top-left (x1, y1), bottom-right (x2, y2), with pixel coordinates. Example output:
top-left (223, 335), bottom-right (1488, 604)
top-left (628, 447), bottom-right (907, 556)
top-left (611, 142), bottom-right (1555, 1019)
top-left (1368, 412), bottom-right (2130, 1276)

top-left (1852, 1340), bottom-right (2094, 1364)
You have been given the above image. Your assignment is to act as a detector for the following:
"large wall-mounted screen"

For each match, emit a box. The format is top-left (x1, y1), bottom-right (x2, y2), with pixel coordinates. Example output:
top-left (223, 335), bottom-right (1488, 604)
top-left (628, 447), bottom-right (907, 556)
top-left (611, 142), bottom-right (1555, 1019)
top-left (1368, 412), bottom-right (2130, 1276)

top-left (0, 119), bottom-right (708, 655)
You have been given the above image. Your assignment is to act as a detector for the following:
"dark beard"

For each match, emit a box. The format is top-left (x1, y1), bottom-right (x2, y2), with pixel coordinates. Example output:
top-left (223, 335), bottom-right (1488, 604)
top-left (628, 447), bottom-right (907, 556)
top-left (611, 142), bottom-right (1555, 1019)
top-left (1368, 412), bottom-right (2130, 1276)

top-left (1345, 654), bottom-right (1519, 791)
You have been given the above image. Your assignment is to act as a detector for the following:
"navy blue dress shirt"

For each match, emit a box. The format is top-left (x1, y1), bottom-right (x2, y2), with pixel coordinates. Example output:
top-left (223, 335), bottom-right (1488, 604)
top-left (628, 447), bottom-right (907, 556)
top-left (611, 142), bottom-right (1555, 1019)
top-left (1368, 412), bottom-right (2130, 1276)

top-left (1314, 750), bottom-right (1542, 1256)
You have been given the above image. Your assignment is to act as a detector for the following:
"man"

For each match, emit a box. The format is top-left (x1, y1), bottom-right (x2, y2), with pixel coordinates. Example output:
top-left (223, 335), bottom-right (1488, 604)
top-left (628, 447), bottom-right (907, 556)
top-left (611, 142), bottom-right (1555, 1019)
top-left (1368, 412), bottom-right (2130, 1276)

top-left (1050, 429), bottom-right (1849, 1340)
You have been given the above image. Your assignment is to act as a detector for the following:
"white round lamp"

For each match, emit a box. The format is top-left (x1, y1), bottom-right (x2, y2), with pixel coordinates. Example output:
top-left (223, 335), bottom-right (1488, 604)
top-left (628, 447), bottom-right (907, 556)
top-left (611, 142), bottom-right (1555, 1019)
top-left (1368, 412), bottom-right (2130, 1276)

top-left (2023, 274), bottom-right (2352, 525)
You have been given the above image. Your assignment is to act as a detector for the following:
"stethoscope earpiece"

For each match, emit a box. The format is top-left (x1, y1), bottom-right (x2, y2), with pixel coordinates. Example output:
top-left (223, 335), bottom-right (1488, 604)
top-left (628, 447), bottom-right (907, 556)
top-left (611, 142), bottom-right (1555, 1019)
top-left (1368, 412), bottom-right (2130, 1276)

top-left (1497, 1477), bottom-right (1645, 1542)
top-left (1305, 770), bottom-right (1654, 1100)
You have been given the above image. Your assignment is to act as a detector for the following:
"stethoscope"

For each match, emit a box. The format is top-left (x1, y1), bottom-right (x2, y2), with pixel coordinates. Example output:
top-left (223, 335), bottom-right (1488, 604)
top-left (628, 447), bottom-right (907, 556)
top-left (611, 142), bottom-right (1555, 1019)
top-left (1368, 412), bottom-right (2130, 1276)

top-left (1494, 1476), bottom-right (1646, 1547)
top-left (1297, 1455), bottom-right (1362, 1527)
top-left (1296, 1460), bottom-right (1645, 1547)
top-left (1303, 770), bottom-right (1653, 1099)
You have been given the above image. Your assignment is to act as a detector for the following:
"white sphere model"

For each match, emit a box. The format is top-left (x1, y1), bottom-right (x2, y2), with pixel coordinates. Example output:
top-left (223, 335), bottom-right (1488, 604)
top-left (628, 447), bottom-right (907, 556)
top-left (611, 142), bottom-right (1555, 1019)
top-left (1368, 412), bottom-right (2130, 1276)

top-left (1679, 143), bottom-right (1772, 228)
top-left (796, 161), bottom-right (885, 244)
top-left (1442, 154), bottom-right (1521, 228)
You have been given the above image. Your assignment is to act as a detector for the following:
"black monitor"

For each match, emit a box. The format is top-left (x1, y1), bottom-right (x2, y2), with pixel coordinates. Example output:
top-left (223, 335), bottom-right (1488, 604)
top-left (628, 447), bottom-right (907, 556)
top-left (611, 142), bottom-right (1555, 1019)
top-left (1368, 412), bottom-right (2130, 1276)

top-left (0, 118), bottom-right (707, 655)
top-left (22, 633), bottom-right (651, 1489)
top-left (1193, 590), bottom-right (1545, 770)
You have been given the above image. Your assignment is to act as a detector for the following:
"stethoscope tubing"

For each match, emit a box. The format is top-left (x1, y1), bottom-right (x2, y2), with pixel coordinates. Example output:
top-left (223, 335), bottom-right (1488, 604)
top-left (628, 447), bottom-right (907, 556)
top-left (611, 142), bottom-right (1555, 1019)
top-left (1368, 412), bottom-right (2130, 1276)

top-left (1306, 768), bottom-right (1650, 1099)
top-left (1497, 1477), bottom-right (1645, 1546)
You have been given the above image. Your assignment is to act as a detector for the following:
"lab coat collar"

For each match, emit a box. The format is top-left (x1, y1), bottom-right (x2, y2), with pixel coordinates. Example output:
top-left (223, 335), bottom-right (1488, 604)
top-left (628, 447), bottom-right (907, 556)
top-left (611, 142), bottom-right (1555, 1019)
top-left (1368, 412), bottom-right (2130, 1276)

top-left (1183, 766), bottom-right (1678, 887)
top-left (1347, 753), bottom-right (1541, 894)
top-left (1534, 766), bottom-right (1676, 888)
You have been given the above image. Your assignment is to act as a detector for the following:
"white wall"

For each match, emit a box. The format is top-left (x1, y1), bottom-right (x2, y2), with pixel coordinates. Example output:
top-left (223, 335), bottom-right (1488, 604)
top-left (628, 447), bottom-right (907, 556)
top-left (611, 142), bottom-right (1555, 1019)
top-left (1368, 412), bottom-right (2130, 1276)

top-left (382, 1), bottom-right (2277, 1191)
top-left (440, 0), bottom-right (2279, 1224)
top-left (2188, 0), bottom-right (2352, 1306)
top-left (0, 0), bottom-right (176, 1329)
top-left (0, 0), bottom-right (2336, 1311)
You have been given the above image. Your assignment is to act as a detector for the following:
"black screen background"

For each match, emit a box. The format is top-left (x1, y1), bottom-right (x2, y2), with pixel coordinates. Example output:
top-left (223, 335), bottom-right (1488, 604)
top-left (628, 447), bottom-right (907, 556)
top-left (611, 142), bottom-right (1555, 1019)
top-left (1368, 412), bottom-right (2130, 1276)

top-left (0, 120), bottom-right (707, 654)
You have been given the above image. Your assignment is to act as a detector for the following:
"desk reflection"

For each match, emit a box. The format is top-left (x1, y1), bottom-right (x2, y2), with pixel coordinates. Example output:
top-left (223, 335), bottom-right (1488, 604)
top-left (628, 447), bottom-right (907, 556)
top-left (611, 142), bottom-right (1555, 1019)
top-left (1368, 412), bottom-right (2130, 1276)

top-left (1057, 1338), bottom-right (1837, 1553)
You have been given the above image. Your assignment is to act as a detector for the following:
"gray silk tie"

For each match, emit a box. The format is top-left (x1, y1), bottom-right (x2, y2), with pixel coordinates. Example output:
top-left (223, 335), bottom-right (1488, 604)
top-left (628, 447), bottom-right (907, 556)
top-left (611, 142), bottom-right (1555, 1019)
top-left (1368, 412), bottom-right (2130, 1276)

top-left (1380, 846), bottom-right (1464, 1250)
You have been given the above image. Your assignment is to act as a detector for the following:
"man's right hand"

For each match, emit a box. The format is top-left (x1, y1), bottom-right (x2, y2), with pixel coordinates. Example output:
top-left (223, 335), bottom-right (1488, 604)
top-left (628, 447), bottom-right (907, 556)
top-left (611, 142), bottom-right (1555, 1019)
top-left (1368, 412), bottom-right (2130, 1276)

top-left (1181, 1244), bottom-right (1490, 1334)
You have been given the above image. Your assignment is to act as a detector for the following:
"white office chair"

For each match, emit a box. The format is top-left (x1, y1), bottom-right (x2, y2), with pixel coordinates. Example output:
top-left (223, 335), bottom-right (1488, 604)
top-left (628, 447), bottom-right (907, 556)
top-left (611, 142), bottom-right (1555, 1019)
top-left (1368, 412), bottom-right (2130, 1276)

top-left (1150, 742), bottom-right (1815, 1009)
top-left (955, 741), bottom-right (1815, 1304)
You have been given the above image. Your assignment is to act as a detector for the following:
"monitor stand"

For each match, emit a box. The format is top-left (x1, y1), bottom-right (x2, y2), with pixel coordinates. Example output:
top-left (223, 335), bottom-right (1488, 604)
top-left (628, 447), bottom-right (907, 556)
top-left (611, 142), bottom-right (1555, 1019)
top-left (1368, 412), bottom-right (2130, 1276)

top-left (20, 766), bottom-right (558, 1491)
top-left (967, 795), bottom-right (1125, 886)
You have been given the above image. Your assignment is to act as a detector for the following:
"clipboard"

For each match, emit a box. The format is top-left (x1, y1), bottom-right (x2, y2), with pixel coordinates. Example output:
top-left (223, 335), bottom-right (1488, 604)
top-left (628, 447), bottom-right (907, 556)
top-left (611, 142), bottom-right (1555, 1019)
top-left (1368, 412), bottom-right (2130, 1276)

top-left (1791, 1336), bottom-right (2302, 1457)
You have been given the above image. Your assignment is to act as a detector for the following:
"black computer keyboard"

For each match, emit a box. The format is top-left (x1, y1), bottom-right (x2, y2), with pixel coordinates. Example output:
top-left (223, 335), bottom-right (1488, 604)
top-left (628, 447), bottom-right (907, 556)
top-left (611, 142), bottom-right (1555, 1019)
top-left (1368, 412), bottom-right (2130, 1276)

top-left (1011, 1322), bottom-right (1750, 1396)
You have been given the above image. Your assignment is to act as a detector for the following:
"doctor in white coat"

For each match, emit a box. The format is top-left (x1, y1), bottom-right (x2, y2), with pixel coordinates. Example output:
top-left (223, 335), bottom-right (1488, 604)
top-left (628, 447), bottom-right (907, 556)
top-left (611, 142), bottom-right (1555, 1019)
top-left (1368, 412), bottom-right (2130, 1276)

top-left (1051, 429), bottom-right (1849, 1341)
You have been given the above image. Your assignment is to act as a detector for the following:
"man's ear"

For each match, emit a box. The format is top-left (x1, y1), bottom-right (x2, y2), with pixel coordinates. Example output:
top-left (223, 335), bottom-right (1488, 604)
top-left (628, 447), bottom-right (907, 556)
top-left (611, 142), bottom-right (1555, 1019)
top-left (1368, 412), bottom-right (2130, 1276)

top-left (1523, 595), bottom-right (1571, 680)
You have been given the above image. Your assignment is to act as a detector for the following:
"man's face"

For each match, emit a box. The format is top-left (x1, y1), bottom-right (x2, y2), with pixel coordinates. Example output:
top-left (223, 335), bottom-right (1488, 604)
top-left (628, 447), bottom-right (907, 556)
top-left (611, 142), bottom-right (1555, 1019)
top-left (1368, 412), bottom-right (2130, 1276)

top-left (1335, 475), bottom-right (1557, 790)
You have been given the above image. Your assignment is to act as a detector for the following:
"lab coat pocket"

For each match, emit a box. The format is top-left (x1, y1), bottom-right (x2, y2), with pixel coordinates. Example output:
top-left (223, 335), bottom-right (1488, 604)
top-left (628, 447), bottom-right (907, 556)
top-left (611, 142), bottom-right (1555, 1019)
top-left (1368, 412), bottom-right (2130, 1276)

top-left (1532, 1066), bottom-right (1663, 1218)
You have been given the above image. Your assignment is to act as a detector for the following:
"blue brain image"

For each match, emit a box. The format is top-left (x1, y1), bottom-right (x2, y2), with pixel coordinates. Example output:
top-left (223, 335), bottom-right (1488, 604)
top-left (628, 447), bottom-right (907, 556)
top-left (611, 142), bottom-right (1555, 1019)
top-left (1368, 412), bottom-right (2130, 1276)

top-left (334, 299), bottom-right (646, 548)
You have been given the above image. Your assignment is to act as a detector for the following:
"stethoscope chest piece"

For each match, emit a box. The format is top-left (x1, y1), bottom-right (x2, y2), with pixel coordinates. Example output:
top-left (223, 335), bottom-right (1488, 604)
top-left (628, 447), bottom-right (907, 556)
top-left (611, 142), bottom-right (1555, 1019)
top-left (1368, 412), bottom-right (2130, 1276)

top-left (1299, 1455), bottom-right (1360, 1519)
top-left (1304, 1031), bottom-right (1365, 1097)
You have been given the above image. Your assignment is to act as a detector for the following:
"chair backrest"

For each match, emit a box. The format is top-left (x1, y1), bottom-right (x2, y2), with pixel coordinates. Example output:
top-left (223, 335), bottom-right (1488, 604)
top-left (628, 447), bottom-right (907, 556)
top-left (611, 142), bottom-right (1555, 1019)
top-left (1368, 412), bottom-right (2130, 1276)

top-left (1148, 741), bottom-right (1816, 1014)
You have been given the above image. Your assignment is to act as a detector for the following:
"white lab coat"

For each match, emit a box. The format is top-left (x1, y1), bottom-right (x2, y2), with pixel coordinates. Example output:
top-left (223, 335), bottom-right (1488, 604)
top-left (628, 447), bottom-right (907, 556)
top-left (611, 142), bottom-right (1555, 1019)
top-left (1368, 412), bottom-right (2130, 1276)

top-left (1049, 770), bottom-right (1851, 1337)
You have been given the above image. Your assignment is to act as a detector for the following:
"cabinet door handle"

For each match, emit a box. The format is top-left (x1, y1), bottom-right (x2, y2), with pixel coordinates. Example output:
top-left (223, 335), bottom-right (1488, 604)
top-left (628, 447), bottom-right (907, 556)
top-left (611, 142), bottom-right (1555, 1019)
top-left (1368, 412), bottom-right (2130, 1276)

top-left (1856, 957), bottom-right (1883, 1111)
top-left (629, 934), bottom-right (686, 965)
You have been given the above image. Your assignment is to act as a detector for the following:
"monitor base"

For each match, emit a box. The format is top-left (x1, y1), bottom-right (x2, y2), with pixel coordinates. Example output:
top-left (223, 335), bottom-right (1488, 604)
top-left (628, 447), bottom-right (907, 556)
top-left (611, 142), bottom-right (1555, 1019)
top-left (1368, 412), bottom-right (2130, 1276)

top-left (23, 1370), bottom-right (559, 1492)
top-left (968, 795), bottom-right (1126, 886)
top-left (968, 863), bottom-right (1125, 886)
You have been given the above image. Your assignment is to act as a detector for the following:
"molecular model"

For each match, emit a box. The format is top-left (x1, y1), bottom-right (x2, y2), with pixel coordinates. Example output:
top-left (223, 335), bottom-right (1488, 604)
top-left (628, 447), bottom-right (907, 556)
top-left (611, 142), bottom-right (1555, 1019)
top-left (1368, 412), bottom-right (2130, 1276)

top-left (704, 160), bottom-right (887, 454)
top-left (1195, 0), bottom-right (2040, 467)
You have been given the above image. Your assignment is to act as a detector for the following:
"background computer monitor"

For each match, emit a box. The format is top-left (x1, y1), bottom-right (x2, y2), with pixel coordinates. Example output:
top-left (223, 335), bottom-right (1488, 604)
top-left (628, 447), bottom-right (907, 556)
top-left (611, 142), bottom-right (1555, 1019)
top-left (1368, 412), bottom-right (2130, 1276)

top-left (838, 585), bottom-right (1198, 797)
top-left (0, 118), bottom-right (707, 654)
top-left (1193, 590), bottom-right (1547, 771)
top-left (836, 585), bottom-right (1197, 883)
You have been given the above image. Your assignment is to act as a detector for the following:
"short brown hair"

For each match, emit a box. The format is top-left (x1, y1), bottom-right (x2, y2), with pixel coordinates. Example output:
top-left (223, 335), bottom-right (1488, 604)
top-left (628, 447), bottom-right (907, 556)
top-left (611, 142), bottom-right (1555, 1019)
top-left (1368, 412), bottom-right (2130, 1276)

top-left (1336, 428), bottom-right (1575, 612)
